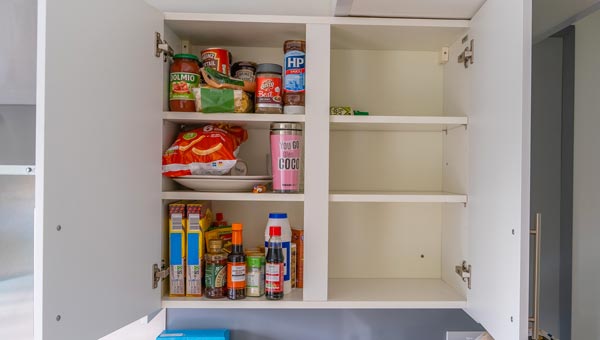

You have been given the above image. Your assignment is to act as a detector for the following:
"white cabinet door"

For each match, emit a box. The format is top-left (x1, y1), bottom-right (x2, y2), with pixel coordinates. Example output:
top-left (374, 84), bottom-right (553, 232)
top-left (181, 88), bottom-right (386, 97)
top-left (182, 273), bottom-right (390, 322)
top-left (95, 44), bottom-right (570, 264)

top-left (35, 0), bottom-right (164, 339)
top-left (466, 0), bottom-right (531, 339)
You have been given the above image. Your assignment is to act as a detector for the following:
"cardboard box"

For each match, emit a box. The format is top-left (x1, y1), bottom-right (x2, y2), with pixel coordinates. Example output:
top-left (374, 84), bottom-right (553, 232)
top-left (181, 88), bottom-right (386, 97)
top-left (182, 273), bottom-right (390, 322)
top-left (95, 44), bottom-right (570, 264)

top-left (168, 202), bottom-right (187, 296)
top-left (186, 201), bottom-right (211, 297)
top-left (157, 329), bottom-right (230, 340)
top-left (292, 228), bottom-right (304, 288)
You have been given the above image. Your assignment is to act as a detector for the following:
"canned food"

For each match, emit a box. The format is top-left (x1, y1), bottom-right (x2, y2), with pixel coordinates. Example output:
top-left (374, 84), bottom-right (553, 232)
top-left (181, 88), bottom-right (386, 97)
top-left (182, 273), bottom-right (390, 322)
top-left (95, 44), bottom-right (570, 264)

top-left (201, 48), bottom-right (232, 76)
top-left (246, 254), bottom-right (265, 297)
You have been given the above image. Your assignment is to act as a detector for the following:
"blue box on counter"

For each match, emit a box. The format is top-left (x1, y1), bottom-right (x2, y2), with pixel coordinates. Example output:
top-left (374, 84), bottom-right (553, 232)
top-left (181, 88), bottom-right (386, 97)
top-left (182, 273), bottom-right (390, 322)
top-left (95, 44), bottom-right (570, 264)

top-left (157, 329), bottom-right (230, 340)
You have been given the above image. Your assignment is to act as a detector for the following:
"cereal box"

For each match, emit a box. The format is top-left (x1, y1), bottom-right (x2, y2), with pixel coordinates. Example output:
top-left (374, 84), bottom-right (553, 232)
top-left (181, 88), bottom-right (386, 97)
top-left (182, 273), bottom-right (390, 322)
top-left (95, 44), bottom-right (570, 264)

top-left (186, 201), bottom-right (212, 297)
top-left (169, 202), bottom-right (186, 296)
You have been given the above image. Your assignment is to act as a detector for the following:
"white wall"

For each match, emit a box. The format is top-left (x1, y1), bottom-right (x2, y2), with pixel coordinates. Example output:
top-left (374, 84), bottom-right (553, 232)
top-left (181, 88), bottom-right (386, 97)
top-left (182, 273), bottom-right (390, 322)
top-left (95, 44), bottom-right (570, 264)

top-left (573, 9), bottom-right (600, 340)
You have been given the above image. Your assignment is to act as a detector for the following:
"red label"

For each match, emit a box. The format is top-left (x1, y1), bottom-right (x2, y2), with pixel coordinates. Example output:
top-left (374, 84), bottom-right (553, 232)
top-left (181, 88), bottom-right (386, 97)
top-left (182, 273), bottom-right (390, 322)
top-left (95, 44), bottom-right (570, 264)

top-left (256, 76), bottom-right (282, 105)
top-left (265, 262), bottom-right (284, 293)
top-left (201, 49), bottom-right (231, 76)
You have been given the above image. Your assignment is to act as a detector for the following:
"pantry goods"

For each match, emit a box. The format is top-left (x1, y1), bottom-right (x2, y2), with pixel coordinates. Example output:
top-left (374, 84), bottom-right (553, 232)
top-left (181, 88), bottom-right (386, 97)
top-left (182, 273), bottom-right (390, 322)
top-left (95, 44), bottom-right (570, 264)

top-left (246, 253), bottom-right (265, 297)
top-left (231, 61), bottom-right (257, 82)
top-left (205, 239), bottom-right (227, 299)
top-left (185, 202), bottom-right (211, 297)
top-left (283, 40), bottom-right (306, 114)
top-left (292, 228), bottom-right (304, 288)
top-left (255, 63), bottom-right (283, 113)
top-left (169, 54), bottom-right (201, 112)
top-left (201, 67), bottom-right (256, 93)
top-left (162, 125), bottom-right (248, 177)
top-left (227, 223), bottom-right (246, 300)
top-left (192, 87), bottom-right (252, 113)
top-left (168, 202), bottom-right (186, 296)
top-left (201, 48), bottom-right (232, 76)
top-left (264, 212), bottom-right (293, 294)
top-left (265, 226), bottom-right (285, 300)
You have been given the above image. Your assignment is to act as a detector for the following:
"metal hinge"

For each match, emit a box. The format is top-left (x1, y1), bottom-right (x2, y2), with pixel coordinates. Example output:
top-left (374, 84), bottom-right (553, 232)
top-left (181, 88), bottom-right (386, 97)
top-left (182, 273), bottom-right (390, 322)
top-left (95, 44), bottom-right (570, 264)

top-left (455, 261), bottom-right (472, 289)
top-left (458, 38), bottom-right (474, 68)
top-left (155, 32), bottom-right (174, 62)
top-left (153, 261), bottom-right (169, 289)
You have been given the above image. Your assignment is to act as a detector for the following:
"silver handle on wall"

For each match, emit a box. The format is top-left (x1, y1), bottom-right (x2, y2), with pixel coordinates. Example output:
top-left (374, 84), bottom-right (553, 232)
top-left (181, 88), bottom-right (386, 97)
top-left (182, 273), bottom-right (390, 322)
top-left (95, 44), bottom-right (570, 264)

top-left (529, 212), bottom-right (541, 339)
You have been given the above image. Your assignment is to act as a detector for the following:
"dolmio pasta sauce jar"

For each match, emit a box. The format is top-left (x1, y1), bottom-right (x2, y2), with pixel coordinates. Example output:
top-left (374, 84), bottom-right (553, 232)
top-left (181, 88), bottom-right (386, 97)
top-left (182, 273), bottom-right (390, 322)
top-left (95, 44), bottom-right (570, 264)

top-left (270, 122), bottom-right (302, 192)
top-left (169, 54), bottom-right (201, 112)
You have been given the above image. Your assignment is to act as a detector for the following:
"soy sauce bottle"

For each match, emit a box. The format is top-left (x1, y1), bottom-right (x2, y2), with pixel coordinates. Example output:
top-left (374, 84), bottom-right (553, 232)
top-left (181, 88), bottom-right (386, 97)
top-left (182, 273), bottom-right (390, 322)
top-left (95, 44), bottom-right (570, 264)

top-left (227, 223), bottom-right (246, 300)
top-left (265, 225), bottom-right (285, 300)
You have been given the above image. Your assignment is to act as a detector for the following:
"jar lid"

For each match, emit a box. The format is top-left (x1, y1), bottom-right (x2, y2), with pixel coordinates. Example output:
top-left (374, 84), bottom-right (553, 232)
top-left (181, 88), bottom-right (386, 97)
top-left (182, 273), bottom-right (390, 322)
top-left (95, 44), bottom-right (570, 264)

top-left (232, 61), bottom-right (257, 68)
top-left (208, 239), bottom-right (223, 250)
top-left (256, 63), bottom-right (282, 74)
top-left (270, 122), bottom-right (303, 131)
top-left (173, 53), bottom-right (199, 61)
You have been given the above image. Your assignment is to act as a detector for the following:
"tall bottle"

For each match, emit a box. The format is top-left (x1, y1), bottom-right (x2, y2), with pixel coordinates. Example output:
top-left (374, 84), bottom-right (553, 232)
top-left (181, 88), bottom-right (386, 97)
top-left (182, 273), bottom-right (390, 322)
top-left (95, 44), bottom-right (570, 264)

top-left (227, 223), bottom-right (246, 300)
top-left (265, 213), bottom-right (292, 294)
top-left (265, 226), bottom-right (285, 300)
top-left (205, 239), bottom-right (227, 299)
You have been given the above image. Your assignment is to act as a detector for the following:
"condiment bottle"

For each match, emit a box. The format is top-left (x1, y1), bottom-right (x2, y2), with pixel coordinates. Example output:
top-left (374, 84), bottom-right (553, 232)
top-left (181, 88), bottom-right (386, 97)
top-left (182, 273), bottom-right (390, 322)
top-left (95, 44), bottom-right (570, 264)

top-left (283, 40), bottom-right (306, 114)
top-left (205, 239), bottom-right (227, 299)
top-left (255, 63), bottom-right (283, 113)
top-left (264, 213), bottom-right (293, 294)
top-left (169, 54), bottom-right (201, 112)
top-left (227, 223), bottom-right (246, 300)
top-left (265, 226), bottom-right (285, 300)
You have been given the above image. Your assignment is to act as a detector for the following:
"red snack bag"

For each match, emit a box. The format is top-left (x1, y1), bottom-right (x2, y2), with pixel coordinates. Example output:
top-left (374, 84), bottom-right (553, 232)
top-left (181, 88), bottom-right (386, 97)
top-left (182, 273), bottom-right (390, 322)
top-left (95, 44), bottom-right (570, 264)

top-left (162, 124), bottom-right (248, 177)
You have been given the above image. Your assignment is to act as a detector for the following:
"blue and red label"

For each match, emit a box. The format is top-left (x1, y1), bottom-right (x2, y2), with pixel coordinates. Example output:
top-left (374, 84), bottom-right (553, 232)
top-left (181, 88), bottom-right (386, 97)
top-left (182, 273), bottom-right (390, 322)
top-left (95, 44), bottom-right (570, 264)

top-left (284, 51), bottom-right (305, 93)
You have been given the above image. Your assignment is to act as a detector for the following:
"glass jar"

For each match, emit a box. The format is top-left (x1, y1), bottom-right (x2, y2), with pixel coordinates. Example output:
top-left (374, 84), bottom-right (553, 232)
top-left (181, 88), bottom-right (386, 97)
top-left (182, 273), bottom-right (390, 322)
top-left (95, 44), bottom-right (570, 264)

top-left (205, 239), bottom-right (227, 299)
top-left (169, 54), bottom-right (201, 112)
top-left (255, 63), bottom-right (283, 113)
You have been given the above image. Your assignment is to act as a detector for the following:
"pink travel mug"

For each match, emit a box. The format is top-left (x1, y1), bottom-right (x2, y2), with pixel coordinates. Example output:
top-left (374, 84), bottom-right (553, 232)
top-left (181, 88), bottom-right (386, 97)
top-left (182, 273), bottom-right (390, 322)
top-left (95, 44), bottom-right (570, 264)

top-left (270, 122), bottom-right (302, 192)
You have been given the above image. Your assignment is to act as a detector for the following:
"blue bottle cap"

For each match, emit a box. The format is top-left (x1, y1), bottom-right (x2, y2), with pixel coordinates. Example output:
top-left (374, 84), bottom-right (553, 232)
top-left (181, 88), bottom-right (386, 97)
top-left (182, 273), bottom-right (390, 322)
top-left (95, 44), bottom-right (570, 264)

top-left (268, 213), bottom-right (288, 219)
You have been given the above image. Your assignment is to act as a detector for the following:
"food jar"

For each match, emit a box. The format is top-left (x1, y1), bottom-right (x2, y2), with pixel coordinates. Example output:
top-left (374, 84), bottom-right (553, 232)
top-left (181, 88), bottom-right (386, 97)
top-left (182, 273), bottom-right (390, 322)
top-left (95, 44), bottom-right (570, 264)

top-left (231, 61), bottom-right (257, 82)
top-left (169, 54), bottom-right (201, 112)
top-left (255, 63), bottom-right (283, 113)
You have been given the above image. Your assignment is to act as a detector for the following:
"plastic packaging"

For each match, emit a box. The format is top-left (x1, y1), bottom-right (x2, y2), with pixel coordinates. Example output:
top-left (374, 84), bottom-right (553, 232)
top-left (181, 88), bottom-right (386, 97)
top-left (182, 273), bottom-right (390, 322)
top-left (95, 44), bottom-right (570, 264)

top-left (264, 213), bottom-right (292, 294)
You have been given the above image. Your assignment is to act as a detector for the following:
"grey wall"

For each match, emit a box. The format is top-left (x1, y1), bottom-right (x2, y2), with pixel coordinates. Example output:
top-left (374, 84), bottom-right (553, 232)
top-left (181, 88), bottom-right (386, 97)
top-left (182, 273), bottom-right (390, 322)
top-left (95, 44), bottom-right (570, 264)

top-left (167, 309), bottom-right (483, 340)
top-left (531, 37), bottom-right (563, 337)
top-left (572, 9), bottom-right (600, 340)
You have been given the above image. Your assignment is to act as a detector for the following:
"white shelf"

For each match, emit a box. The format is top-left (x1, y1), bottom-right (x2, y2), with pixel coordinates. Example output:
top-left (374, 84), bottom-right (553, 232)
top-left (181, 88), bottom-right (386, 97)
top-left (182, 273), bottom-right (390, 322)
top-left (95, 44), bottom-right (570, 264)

top-left (329, 191), bottom-right (467, 203)
top-left (163, 112), bottom-right (305, 129)
top-left (162, 191), bottom-right (304, 202)
top-left (161, 280), bottom-right (466, 309)
top-left (162, 288), bottom-right (304, 309)
top-left (0, 165), bottom-right (35, 175)
top-left (330, 115), bottom-right (468, 132)
top-left (327, 278), bottom-right (466, 309)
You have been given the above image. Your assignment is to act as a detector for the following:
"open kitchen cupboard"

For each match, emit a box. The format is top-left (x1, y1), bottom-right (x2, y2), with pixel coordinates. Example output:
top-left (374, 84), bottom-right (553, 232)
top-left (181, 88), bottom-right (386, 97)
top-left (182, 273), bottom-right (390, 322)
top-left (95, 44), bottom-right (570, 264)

top-left (34, 1), bottom-right (531, 340)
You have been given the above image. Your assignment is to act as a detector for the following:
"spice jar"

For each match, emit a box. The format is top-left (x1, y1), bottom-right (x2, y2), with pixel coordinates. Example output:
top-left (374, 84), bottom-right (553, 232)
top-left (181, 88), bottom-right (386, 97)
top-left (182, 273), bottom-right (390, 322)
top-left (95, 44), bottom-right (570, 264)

top-left (169, 54), bottom-right (201, 112)
top-left (255, 63), bottom-right (283, 113)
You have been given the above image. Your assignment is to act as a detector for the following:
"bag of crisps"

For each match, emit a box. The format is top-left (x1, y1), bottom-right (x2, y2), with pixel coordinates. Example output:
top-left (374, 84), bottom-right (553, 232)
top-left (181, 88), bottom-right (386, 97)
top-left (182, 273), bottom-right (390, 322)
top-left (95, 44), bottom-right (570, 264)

top-left (162, 124), bottom-right (248, 177)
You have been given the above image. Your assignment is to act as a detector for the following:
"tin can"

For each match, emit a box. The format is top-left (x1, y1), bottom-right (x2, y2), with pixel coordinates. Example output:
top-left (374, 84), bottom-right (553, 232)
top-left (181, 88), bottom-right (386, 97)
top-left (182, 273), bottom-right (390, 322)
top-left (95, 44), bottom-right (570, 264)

top-left (270, 122), bottom-right (302, 192)
top-left (201, 48), bottom-right (232, 76)
top-left (246, 253), bottom-right (265, 297)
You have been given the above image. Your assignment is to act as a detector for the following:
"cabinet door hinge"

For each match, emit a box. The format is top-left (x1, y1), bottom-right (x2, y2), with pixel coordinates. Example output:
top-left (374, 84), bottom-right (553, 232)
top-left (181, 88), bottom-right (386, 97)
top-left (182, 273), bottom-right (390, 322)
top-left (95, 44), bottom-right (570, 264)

top-left (458, 38), bottom-right (474, 68)
top-left (155, 32), bottom-right (174, 62)
top-left (153, 261), bottom-right (169, 289)
top-left (455, 260), bottom-right (472, 289)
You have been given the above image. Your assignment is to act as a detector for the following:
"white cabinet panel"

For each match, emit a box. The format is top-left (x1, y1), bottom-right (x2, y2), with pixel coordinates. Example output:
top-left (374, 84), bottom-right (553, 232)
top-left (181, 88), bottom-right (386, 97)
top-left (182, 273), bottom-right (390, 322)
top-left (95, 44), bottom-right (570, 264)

top-left (465, 0), bottom-right (531, 339)
top-left (35, 0), bottom-right (164, 339)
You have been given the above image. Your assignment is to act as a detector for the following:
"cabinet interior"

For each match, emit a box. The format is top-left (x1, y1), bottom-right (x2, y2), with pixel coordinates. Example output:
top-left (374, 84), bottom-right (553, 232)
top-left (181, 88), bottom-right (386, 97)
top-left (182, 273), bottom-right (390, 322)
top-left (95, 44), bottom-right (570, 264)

top-left (161, 17), bottom-right (471, 306)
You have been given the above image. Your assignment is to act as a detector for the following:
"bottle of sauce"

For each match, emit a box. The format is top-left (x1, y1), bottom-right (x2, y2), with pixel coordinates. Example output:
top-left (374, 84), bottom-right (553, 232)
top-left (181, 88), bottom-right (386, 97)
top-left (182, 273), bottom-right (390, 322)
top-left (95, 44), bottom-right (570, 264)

top-left (265, 226), bottom-right (285, 300)
top-left (205, 239), bottom-right (227, 299)
top-left (283, 40), bottom-right (306, 114)
top-left (227, 223), bottom-right (246, 300)
top-left (169, 54), bottom-right (201, 112)
top-left (264, 213), bottom-right (293, 294)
